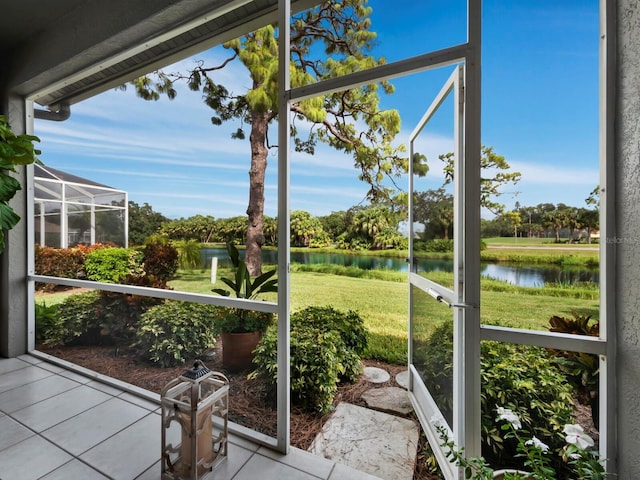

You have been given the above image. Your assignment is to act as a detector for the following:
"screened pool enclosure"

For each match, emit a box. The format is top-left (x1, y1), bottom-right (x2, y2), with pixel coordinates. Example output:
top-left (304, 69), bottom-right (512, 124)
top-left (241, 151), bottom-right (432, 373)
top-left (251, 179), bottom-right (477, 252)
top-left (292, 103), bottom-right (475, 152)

top-left (34, 164), bottom-right (128, 248)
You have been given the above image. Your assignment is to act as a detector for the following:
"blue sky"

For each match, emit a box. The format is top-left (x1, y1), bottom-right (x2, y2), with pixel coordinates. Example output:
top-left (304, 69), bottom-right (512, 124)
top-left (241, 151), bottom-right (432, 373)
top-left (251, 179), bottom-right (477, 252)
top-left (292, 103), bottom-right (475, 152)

top-left (34, 0), bottom-right (600, 220)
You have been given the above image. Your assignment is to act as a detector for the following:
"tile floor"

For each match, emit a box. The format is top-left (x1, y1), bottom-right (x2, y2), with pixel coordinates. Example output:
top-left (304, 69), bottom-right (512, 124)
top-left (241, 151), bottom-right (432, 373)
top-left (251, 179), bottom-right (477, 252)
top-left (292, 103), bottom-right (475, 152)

top-left (0, 355), bottom-right (380, 480)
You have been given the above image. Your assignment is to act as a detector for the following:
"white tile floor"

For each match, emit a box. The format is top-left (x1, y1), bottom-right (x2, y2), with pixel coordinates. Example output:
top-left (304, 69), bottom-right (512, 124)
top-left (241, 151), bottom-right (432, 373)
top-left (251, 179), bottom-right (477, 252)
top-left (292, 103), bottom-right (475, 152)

top-left (0, 355), bottom-right (381, 480)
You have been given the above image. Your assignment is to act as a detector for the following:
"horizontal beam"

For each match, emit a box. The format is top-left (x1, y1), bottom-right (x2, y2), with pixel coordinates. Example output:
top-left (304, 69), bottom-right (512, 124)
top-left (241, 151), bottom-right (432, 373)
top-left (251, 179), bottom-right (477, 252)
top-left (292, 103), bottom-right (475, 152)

top-left (30, 275), bottom-right (278, 313)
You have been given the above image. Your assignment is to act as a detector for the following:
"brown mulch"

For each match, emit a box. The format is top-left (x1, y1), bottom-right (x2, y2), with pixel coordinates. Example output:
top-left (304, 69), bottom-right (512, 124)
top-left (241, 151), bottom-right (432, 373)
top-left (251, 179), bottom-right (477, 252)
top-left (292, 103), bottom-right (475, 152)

top-left (37, 342), bottom-right (440, 479)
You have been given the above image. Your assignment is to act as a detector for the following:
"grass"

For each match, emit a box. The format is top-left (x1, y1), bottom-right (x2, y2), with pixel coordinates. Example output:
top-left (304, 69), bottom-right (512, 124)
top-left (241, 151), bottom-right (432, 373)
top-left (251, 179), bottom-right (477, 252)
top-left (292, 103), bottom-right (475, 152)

top-left (35, 253), bottom-right (600, 366)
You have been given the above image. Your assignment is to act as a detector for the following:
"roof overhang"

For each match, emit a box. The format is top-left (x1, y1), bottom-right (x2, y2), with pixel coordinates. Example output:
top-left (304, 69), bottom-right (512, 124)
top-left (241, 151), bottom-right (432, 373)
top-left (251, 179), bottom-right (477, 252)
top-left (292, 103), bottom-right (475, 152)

top-left (4, 0), bottom-right (317, 110)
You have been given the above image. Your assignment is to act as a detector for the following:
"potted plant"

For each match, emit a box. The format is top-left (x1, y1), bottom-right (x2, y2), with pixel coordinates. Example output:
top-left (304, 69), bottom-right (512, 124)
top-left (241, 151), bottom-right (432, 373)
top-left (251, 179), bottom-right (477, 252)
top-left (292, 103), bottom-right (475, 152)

top-left (0, 115), bottom-right (40, 253)
top-left (212, 242), bottom-right (277, 371)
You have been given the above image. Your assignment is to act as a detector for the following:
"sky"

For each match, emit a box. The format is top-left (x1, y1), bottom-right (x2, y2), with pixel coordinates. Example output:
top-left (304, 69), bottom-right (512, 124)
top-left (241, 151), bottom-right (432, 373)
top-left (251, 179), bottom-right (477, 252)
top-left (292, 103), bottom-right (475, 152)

top-left (33, 0), bottom-right (600, 221)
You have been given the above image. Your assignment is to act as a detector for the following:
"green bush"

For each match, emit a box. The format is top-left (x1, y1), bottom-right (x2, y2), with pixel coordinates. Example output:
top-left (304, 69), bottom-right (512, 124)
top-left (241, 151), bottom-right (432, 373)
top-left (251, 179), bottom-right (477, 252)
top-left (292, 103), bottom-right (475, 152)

top-left (51, 291), bottom-right (103, 345)
top-left (251, 306), bottom-right (367, 413)
top-left (143, 241), bottom-right (178, 281)
top-left (252, 324), bottom-right (344, 414)
top-left (35, 302), bottom-right (59, 342)
top-left (136, 301), bottom-right (220, 367)
top-left (415, 321), bottom-right (575, 474)
top-left (85, 247), bottom-right (143, 283)
top-left (172, 239), bottom-right (202, 270)
top-left (291, 306), bottom-right (367, 381)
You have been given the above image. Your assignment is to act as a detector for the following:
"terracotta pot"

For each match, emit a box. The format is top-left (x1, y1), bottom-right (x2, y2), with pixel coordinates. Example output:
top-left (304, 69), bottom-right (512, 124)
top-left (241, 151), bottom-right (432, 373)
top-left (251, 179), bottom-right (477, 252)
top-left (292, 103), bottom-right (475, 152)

top-left (221, 331), bottom-right (261, 372)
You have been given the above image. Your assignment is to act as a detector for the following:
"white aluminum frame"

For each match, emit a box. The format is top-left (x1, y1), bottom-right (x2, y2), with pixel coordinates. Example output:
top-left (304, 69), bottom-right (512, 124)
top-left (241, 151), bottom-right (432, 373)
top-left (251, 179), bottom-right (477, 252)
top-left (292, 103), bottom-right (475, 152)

top-left (24, 0), bottom-right (616, 472)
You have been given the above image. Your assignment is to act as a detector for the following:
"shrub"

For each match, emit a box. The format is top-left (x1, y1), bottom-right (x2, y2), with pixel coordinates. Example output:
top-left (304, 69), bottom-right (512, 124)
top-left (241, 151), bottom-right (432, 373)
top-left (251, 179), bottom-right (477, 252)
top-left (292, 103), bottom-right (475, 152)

top-left (415, 321), bottom-right (575, 474)
top-left (136, 301), bottom-right (220, 367)
top-left (85, 247), bottom-right (143, 283)
top-left (251, 324), bottom-right (344, 414)
top-left (143, 240), bottom-right (179, 281)
top-left (51, 291), bottom-right (103, 345)
top-left (251, 306), bottom-right (367, 413)
top-left (291, 306), bottom-right (367, 381)
top-left (172, 239), bottom-right (202, 270)
top-left (35, 302), bottom-right (59, 342)
top-left (34, 245), bottom-right (86, 289)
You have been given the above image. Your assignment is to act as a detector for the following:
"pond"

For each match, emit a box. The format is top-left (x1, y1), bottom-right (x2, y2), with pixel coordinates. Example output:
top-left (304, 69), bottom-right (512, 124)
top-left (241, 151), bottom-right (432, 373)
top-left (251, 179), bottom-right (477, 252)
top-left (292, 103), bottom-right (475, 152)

top-left (200, 248), bottom-right (599, 288)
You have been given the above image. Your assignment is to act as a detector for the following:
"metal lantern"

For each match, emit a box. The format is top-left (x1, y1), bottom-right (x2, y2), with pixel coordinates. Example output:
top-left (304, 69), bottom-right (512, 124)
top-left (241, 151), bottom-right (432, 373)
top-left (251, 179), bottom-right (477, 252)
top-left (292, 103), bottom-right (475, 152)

top-left (161, 360), bottom-right (229, 479)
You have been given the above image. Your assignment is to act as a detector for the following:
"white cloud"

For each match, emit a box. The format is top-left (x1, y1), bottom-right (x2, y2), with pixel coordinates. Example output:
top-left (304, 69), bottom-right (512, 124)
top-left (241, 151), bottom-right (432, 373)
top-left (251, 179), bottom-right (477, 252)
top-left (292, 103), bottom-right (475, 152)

top-left (509, 160), bottom-right (598, 186)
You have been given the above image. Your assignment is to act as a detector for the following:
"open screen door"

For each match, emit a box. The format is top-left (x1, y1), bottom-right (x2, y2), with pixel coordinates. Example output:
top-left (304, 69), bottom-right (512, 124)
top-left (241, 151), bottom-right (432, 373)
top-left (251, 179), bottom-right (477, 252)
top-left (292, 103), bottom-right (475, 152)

top-left (407, 64), bottom-right (479, 479)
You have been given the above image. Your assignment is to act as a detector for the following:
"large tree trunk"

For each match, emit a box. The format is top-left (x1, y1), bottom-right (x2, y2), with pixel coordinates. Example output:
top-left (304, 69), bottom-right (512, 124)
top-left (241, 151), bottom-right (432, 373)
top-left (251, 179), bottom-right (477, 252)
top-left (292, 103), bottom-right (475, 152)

top-left (245, 111), bottom-right (269, 276)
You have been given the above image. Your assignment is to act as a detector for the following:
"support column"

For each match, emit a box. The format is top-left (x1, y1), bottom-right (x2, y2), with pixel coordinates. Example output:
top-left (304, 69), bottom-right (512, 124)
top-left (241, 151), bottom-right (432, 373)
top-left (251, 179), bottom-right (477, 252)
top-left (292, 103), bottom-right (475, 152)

top-left (0, 94), bottom-right (29, 358)
top-left (616, 0), bottom-right (640, 476)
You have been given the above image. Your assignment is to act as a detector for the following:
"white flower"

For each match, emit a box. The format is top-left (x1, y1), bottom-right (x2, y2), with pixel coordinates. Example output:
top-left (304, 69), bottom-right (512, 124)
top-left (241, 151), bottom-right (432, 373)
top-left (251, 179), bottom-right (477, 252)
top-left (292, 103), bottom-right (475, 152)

top-left (563, 424), bottom-right (595, 449)
top-left (430, 415), bottom-right (441, 426)
top-left (525, 436), bottom-right (550, 452)
top-left (496, 407), bottom-right (522, 430)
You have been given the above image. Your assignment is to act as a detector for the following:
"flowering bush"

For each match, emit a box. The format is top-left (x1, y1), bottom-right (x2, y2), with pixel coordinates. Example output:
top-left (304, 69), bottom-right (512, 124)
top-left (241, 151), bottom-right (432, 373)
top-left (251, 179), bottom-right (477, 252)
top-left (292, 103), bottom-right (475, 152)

top-left (433, 407), bottom-right (607, 479)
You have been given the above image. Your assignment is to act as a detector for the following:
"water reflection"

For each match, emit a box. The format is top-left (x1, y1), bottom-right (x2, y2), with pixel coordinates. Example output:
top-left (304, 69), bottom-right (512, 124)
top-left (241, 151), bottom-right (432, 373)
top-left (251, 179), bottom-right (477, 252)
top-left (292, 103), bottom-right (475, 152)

top-left (200, 248), bottom-right (598, 288)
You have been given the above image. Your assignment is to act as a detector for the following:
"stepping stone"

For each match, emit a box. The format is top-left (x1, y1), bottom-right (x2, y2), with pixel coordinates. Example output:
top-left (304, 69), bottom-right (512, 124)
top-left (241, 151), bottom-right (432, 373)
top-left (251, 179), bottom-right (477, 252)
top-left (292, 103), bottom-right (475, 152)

top-left (309, 402), bottom-right (419, 480)
top-left (363, 366), bottom-right (390, 384)
top-left (395, 370), bottom-right (409, 389)
top-left (362, 387), bottom-right (413, 416)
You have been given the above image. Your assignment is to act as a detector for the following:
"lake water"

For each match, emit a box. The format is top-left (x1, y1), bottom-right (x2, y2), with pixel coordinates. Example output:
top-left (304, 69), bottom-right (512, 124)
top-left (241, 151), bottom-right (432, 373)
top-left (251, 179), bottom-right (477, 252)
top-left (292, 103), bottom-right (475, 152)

top-left (200, 248), bottom-right (599, 288)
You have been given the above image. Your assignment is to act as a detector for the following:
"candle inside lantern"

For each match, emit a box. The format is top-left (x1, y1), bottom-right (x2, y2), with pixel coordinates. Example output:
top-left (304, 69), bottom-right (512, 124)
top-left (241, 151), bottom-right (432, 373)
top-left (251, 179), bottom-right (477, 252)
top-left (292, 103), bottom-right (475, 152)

top-left (180, 404), bottom-right (214, 476)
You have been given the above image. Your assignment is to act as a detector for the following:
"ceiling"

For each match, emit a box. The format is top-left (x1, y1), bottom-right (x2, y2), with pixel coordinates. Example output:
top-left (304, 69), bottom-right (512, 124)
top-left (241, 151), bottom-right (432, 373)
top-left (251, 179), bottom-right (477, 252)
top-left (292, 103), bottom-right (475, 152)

top-left (0, 0), bottom-right (87, 55)
top-left (1, 0), bottom-right (316, 108)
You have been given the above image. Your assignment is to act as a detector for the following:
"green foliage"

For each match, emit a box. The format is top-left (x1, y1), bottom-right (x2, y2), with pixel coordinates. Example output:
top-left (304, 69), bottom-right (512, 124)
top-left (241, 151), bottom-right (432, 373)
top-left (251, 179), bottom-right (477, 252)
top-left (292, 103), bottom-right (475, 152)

top-left (292, 305), bottom-right (367, 382)
top-left (290, 210), bottom-right (330, 247)
top-left (136, 301), bottom-right (220, 367)
top-left (212, 242), bottom-right (277, 300)
top-left (415, 321), bottom-right (575, 474)
top-left (251, 305), bottom-right (367, 414)
top-left (211, 242), bottom-right (277, 333)
top-left (94, 288), bottom-right (162, 344)
top-left (481, 342), bottom-right (575, 473)
top-left (339, 204), bottom-right (403, 250)
top-left (0, 115), bottom-right (40, 253)
top-left (159, 214), bottom-right (216, 243)
top-left (142, 240), bottom-right (179, 281)
top-left (172, 239), bottom-right (202, 270)
top-left (214, 308), bottom-right (274, 334)
top-left (85, 247), bottom-right (143, 283)
top-left (128, 201), bottom-right (168, 245)
top-left (548, 311), bottom-right (600, 424)
top-left (415, 239), bottom-right (454, 253)
top-left (35, 302), bottom-right (59, 342)
top-left (441, 146), bottom-right (521, 216)
top-left (50, 291), bottom-right (102, 345)
top-left (251, 324), bottom-right (344, 414)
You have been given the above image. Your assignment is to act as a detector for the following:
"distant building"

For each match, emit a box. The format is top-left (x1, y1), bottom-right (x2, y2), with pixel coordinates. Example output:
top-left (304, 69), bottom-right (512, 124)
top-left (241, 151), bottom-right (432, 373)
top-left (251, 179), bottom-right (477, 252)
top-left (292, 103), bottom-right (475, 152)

top-left (34, 164), bottom-right (128, 248)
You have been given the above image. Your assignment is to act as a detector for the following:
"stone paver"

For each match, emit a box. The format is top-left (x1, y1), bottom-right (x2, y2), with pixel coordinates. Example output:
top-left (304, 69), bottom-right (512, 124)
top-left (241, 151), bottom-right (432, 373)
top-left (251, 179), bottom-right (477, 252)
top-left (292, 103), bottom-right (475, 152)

top-left (395, 370), bottom-right (409, 389)
top-left (362, 367), bottom-right (390, 384)
top-left (361, 387), bottom-right (413, 416)
top-left (309, 402), bottom-right (419, 480)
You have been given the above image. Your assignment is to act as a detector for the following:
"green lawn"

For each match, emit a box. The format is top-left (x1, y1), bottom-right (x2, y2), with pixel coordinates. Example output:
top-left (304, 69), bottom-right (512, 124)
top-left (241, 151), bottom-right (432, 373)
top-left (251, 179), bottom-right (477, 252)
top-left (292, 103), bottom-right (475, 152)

top-left (36, 266), bottom-right (599, 365)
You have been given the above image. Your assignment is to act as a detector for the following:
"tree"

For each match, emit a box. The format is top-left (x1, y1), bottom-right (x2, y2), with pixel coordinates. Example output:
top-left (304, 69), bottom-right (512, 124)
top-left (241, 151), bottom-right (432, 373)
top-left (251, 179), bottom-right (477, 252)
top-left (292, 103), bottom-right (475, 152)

top-left (413, 188), bottom-right (454, 240)
top-left (290, 210), bottom-right (329, 247)
top-left (543, 204), bottom-right (569, 243)
top-left (131, 1), bottom-right (413, 275)
top-left (339, 204), bottom-right (401, 249)
top-left (318, 210), bottom-right (348, 241)
top-left (128, 201), bottom-right (168, 245)
top-left (439, 145), bottom-right (521, 215)
top-left (503, 210), bottom-right (522, 239)
top-left (160, 215), bottom-right (215, 243)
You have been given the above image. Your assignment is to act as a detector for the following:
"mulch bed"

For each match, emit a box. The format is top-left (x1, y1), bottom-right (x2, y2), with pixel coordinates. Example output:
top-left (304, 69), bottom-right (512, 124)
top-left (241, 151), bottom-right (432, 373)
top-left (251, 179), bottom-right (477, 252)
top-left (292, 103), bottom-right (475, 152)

top-left (37, 341), bottom-right (440, 479)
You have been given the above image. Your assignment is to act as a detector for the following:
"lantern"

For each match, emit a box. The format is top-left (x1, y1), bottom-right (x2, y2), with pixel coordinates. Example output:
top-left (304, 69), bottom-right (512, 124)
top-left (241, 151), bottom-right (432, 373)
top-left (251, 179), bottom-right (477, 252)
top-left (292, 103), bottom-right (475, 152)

top-left (161, 360), bottom-right (229, 479)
